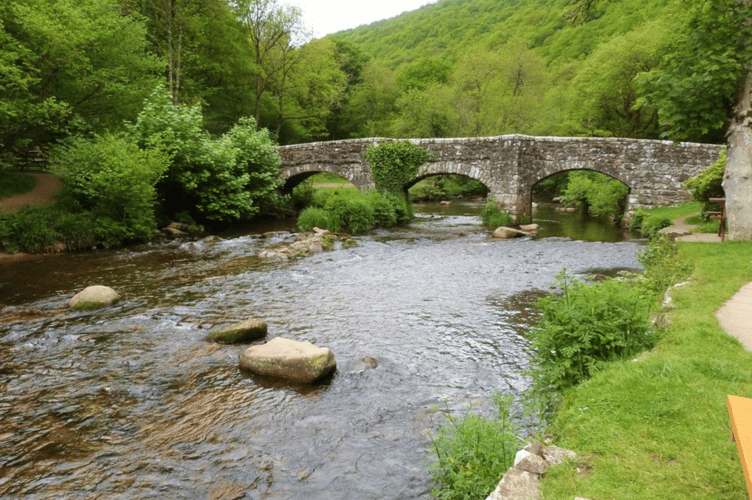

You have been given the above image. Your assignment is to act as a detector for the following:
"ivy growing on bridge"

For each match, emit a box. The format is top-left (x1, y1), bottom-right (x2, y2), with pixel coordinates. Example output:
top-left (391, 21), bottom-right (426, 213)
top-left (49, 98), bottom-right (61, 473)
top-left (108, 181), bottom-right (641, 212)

top-left (364, 141), bottom-right (436, 196)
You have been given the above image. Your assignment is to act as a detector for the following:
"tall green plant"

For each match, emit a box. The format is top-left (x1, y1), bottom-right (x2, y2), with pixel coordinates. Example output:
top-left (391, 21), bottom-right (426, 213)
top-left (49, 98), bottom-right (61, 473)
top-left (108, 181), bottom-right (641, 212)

top-left (525, 269), bottom-right (654, 416)
top-left (684, 149), bottom-right (725, 202)
top-left (364, 141), bottom-right (435, 196)
top-left (427, 392), bottom-right (522, 500)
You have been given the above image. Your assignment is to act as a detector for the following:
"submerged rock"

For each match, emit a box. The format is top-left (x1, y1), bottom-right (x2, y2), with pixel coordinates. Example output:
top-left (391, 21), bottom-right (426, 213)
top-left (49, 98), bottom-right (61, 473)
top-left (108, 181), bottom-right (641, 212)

top-left (238, 337), bottom-right (336, 383)
top-left (206, 319), bottom-right (268, 344)
top-left (68, 285), bottom-right (120, 310)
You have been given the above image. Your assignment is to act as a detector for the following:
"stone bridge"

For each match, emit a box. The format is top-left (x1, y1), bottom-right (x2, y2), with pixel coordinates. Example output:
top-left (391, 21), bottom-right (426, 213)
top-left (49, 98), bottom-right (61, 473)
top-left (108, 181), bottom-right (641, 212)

top-left (278, 135), bottom-right (723, 221)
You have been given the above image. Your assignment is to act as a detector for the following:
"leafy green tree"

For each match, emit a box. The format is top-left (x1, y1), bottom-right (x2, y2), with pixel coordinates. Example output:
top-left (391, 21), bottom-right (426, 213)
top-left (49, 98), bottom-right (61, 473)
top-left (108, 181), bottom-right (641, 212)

top-left (272, 38), bottom-right (348, 141)
top-left (233, 0), bottom-right (307, 127)
top-left (0, 0), bottom-right (160, 158)
top-left (568, 22), bottom-right (669, 138)
top-left (346, 62), bottom-right (400, 137)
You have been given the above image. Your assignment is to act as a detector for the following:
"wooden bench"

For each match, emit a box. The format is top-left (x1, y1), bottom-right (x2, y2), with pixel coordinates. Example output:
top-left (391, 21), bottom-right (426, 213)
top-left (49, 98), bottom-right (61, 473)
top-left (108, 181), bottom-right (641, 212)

top-left (708, 197), bottom-right (726, 241)
top-left (728, 395), bottom-right (752, 497)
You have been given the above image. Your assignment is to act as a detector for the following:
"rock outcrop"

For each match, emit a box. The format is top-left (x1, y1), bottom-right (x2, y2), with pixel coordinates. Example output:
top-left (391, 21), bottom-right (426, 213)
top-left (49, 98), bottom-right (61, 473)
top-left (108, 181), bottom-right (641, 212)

top-left (206, 319), bottom-right (267, 344)
top-left (259, 229), bottom-right (351, 260)
top-left (238, 337), bottom-right (336, 383)
top-left (68, 285), bottom-right (120, 310)
top-left (486, 441), bottom-right (577, 500)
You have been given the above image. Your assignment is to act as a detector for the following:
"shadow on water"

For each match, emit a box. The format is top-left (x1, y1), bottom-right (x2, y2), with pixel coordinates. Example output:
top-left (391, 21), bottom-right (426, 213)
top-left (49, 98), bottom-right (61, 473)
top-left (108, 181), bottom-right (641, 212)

top-left (0, 200), bottom-right (645, 499)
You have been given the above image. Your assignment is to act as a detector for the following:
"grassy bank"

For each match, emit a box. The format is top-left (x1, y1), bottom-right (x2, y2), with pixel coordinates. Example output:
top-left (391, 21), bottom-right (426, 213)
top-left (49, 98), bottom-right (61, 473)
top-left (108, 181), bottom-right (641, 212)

top-left (542, 241), bottom-right (752, 499)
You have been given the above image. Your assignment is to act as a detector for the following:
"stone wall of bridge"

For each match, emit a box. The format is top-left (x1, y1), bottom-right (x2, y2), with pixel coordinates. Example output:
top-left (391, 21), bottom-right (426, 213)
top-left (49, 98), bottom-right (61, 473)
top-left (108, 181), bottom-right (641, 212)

top-left (278, 135), bottom-right (723, 221)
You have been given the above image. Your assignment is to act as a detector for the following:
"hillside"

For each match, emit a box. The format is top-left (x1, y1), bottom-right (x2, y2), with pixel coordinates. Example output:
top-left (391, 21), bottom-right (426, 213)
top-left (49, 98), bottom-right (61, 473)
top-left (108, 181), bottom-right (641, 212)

top-left (324, 0), bottom-right (708, 142)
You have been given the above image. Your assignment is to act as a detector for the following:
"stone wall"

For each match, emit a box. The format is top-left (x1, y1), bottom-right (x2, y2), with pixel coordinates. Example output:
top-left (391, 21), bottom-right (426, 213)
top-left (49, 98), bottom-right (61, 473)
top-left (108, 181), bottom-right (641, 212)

top-left (278, 136), bottom-right (723, 221)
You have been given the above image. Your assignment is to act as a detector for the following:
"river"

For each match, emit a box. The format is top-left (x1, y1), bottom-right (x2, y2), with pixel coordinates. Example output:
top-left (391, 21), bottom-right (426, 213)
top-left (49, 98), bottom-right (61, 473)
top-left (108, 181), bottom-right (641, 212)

top-left (0, 202), bottom-right (642, 499)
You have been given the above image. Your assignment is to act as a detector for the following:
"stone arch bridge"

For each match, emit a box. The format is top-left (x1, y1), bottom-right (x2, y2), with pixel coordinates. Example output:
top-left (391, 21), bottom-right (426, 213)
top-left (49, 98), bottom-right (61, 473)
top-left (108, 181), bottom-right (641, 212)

top-left (279, 135), bottom-right (723, 221)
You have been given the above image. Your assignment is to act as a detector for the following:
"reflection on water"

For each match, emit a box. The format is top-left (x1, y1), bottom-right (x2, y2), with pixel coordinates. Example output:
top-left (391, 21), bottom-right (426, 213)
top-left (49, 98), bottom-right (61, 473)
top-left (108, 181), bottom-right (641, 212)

top-left (0, 204), bottom-right (643, 499)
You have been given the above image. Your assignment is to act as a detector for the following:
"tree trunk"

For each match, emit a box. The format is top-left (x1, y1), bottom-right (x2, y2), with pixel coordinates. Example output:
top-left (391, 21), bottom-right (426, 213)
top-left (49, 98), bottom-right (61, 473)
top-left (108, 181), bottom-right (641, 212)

top-left (724, 72), bottom-right (752, 240)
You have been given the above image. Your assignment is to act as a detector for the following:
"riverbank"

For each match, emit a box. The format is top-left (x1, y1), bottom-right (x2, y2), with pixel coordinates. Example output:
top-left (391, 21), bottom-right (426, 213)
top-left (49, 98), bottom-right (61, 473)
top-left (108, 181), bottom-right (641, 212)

top-left (540, 241), bottom-right (752, 499)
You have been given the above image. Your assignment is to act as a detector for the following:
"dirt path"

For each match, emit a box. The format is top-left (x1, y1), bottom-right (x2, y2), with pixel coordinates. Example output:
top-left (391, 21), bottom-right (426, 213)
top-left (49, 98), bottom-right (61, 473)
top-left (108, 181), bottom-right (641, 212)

top-left (0, 172), bottom-right (63, 213)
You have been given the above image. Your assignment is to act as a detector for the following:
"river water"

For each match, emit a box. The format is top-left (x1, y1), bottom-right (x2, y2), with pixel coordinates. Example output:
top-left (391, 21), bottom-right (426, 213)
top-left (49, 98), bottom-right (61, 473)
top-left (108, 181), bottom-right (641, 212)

top-left (0, 203), bottom-right (642, 499)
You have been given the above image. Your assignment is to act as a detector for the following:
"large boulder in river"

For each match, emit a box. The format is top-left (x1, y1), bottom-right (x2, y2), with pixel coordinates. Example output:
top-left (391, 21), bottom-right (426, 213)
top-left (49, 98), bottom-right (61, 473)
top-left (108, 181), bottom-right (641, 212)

top-left (238, 337), bottom-right (336, 383)
top-left (206, 319), bottom-right (267, 344)
top-left (68, 285), bottom-right (120, 310)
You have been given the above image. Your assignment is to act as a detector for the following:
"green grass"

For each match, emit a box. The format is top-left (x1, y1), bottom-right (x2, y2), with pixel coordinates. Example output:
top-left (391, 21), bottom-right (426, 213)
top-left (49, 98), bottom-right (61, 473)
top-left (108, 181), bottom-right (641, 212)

top-left (0, 172), bottom-right (37, 199)
top-left (638, 201), bottom-right (704, 221)
top-left (541, 241), bottom-right (752, 500)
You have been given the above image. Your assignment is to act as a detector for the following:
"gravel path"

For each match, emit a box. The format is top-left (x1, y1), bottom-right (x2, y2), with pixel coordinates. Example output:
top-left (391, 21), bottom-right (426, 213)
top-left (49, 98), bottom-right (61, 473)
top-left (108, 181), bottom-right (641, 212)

top-left (0, 171), bottom-right (63, 213)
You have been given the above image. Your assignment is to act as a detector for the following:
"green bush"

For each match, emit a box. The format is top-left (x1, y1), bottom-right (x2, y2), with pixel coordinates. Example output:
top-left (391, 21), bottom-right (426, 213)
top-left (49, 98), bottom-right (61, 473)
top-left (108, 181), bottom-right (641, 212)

top-left (366, 191), bottom-right (398, 227)
top-left (633, 234), bottom-right (693, 295)
top-left (52, 132), bottom-right (168, 243)
top-left (629, 210), bottom-right (672, 238)
top-left (297, 207), bottom-right (330, 231)
top-left (684, 149), bottom-right (725, 203)
top-left (525, 269), bottom-right (654, 416)
top-left (325, 195), bottom-right (375, 234)
top-left (561, 171), bottom-right (628, 221)
top-left (480, 199), bottom-right (513, 227)
top-left (129, 88), bottom-right (282, 224)
top-left (427, 392), bottom-right (522, 500)
top-left (364, 141), bottom-right (436, 196)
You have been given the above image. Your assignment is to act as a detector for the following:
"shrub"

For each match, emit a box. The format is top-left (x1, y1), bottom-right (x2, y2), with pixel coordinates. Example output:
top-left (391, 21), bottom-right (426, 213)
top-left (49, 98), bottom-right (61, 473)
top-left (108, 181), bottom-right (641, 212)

top-left (525, 269), bottom-right (654, 416)
top-left (366, 191), bottom-right (398, 227)
top-left (633, 234), bottom-right (693, 295)
top-left (629, 210), bottom-right (672, 238)
top-left (684, 149), bottom-right (725, 203)
top-left (561, 171), bottom-right (628, 221)
top-left (427, 392), bottom-right (522, 500)
top-left (325, 195), bottom-right (375, 234)
top-left (129, 88), bottom-right (282, 224)
top-left (386, 193), bottom-right (414, 224)
top-left (480, 199), bottom-right (513, 227)
top-left (364, 141), bottom-right (436, 196)
top-left (52, 132), bottom-right (168, 243)
top-left (297, 207), bottom-right (330, 231)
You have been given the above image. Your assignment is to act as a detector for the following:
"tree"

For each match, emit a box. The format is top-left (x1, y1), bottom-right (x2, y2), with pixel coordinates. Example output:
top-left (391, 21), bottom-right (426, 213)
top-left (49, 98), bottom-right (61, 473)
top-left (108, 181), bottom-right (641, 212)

top-left (129, 88), bottom-right (282, 224)
top-left (0, 0), bottom-right (161, 158)
top-left (568, 22), bottom-right (668, 138)
top-left (233, 0), bottom-right (307, 127)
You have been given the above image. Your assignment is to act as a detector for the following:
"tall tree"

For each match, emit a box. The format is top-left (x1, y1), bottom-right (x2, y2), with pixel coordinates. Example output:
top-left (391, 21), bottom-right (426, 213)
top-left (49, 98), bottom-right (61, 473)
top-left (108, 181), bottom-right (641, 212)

top-left (232, 0), bottom-right (306, 127)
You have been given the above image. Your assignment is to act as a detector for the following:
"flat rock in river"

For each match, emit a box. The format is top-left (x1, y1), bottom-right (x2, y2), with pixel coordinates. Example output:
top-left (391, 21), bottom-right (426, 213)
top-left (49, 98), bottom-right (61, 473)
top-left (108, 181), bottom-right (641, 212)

top-left (238, 337), bottom-right (336, 383)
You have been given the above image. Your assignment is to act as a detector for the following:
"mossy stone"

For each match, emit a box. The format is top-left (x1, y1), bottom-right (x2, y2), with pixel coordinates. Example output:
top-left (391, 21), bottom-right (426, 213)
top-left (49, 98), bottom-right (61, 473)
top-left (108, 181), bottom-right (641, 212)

top-left (206, 319), bottom-right (268, 344)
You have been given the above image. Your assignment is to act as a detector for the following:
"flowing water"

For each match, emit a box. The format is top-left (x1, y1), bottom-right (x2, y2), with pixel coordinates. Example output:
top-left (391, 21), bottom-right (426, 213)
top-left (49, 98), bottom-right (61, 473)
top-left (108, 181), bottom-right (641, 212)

top-left (0, 202), bottom-right (642, 499)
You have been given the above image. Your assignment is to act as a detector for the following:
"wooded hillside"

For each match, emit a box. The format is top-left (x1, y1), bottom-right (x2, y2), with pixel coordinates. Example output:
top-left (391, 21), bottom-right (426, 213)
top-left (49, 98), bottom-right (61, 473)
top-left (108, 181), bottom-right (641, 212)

top-left (328, 0), bottom-right (727, 143)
